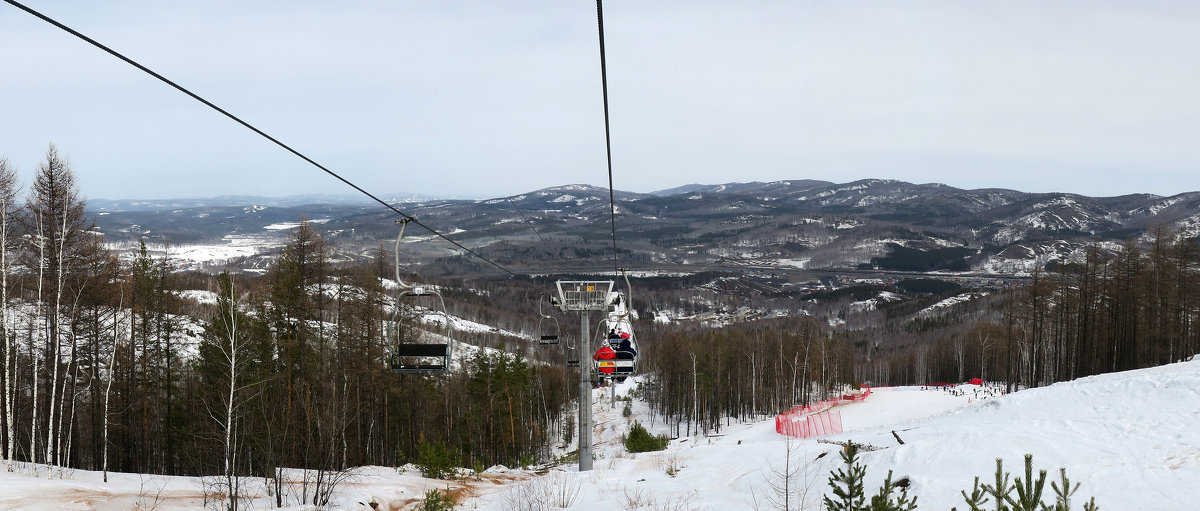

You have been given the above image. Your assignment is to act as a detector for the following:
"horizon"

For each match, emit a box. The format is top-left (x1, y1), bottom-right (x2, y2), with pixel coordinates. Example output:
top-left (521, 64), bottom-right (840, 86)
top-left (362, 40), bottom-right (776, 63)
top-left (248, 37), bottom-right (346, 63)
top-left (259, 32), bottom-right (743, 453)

top-left (82, 177), bottom-right (1196, 204)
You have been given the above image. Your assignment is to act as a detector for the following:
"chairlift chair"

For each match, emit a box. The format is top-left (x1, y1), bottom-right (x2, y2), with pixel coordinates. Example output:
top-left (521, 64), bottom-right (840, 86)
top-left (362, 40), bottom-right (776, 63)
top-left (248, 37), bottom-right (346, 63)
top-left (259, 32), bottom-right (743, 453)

top-left (536, 294), bottom-right (561, 345)
top-left (388, 220), bottom-right (454, 375)
top-left (591, 311), bottom-right (637, 379)
top-left (566, 347), bottom-right (581, 368)
top-left (589, 273), bottom-right (639, 379)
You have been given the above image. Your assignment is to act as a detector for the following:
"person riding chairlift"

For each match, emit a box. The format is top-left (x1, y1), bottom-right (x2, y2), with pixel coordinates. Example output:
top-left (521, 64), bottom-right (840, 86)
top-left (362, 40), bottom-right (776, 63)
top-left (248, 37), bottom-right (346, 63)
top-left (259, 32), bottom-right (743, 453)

top-left (615, 337), bottom-right (635, 359)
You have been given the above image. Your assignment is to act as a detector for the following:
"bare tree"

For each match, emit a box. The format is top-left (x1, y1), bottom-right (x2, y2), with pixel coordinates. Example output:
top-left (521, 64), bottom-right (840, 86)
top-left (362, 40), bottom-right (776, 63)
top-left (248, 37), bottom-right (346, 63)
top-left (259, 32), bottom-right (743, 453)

top-left (0, 157), bottom-right (17, 472)
top-left (45, 209), bottom-right (69, 476)
top-left (103, 290), bottom-right (124, 483)
top-left (751, 436), bottom-right (819, 511)
top-left (29, 213), bottom-right (46, 476)
top-left (952, 334), bottom-right (967, 383)
top-left (201, 272), bottom-right (258, 511)
top-left (976, 329), bottom-right (993, 382)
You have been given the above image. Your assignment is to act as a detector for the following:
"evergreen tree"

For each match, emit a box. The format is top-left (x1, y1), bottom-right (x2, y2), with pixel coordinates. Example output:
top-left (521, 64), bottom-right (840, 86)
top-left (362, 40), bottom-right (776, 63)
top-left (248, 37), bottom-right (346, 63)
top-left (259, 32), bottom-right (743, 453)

top-left (823, 445), bottom-right (867, 511)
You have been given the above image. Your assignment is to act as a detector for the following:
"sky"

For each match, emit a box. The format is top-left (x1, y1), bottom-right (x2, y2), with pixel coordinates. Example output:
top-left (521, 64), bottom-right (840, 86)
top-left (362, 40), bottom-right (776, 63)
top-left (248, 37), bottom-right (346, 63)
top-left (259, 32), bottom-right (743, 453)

top-left (2, 1), bottom-right (1199, 201)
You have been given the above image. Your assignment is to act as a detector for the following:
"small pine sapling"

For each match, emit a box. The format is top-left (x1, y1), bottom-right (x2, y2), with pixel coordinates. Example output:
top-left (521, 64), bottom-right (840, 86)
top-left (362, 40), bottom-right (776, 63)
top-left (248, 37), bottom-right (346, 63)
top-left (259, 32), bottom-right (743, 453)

top-left (1006, 454), bottom-right (1047, 511)
top-left (981, 458), bottom-right (1014, 511)
top-left (959, 455), bottom-right (1099, 511)
top-left (420, 488), bottom-right (455, 511)
top-left (868, 470), bottom-right (918, 511)
top-left (953, 476), bottom-right (990, 511)
top-left (1046, 467), bottom-right (1080, 511)
top-left (823, 445), bottom-right (867, 511)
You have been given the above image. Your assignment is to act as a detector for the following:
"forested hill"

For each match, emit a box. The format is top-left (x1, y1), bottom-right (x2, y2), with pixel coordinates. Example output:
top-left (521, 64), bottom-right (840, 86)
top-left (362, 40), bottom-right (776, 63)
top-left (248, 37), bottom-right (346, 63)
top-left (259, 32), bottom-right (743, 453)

top-left (91, 179), bottom-right (1200, 276)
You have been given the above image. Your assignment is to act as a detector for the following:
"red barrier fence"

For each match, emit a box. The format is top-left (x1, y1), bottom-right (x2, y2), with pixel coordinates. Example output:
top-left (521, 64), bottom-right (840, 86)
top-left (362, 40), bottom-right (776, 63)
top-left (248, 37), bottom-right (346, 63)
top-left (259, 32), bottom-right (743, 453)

top-left (776, 409), bottom-right (842, 438)
top-left (774, 386), bottom-right (871, 438)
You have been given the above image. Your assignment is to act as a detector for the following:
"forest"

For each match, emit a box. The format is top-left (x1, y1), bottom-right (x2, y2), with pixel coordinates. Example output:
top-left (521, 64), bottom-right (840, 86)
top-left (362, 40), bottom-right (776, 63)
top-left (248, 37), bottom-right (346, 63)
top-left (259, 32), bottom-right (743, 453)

top-left (2, 147), bottom-right (1199, 507)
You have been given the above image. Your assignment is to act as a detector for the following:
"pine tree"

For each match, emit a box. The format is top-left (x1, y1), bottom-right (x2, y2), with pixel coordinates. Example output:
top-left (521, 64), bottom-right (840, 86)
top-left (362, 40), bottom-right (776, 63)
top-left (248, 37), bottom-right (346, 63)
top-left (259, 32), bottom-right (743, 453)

top-left (868, 470), bottom-right (917, 511)
top-left (1005, 454), bottom-right (1047, 511)
top-left (823, 445), bottom-right (867, 511)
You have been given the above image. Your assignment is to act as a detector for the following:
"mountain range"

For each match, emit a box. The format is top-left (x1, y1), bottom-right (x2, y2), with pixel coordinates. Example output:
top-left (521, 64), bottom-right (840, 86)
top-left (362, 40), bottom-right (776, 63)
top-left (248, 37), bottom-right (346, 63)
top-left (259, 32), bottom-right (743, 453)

top-left (90, 179), bottom-right (1200, 276)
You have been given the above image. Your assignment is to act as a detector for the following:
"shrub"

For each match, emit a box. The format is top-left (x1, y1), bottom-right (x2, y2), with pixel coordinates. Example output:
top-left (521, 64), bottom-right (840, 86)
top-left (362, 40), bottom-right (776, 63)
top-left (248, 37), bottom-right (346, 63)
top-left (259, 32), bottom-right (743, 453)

top-left (420, 488), bottom-right (456, 511)
top-left (417, 440), bottom-right (461, 480)
top-left (624, 421), bottom-right (670, 453)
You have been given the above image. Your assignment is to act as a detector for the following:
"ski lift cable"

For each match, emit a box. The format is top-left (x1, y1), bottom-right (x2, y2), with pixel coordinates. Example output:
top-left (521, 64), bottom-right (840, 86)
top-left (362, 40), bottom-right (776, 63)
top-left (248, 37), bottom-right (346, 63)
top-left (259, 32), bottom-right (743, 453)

top-left (596, 0), bottom-right (620, 277)
top-left (5, 0), bottom-right (516, 278)
top-left (506, 198), bottom-right (548, 245)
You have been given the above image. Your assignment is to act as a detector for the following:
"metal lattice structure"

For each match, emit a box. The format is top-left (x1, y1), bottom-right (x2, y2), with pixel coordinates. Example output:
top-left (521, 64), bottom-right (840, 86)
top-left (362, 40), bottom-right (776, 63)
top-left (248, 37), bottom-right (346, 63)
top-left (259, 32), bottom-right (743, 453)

top-left (554, 281), bottom-right (614, 311)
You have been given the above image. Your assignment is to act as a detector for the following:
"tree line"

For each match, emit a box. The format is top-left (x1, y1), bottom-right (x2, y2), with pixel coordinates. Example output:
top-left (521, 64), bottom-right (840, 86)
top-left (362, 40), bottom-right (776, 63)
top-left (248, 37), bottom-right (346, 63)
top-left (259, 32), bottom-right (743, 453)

top-left (625, 230), bottom-right (1200, 437)
top-left (637, 317), bottom-right (857, 437)
top-left (858, 231), bottom-right (1200, 392)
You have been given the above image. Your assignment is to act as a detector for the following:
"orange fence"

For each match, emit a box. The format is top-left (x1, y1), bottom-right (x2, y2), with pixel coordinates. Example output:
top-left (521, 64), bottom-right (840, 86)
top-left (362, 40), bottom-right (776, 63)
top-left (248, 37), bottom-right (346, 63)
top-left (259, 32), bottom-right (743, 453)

top-left (774, 386), bottom-right (871, 438)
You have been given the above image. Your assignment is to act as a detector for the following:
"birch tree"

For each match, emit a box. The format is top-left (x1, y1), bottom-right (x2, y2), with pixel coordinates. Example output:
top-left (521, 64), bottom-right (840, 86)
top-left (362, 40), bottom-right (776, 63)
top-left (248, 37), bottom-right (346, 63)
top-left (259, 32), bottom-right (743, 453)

top-left (0, 157), bottom-right (18, 472)
top-left (20, 145), bottom-right (95, 475)
top-left (199, 272), bottom-right (258, 511)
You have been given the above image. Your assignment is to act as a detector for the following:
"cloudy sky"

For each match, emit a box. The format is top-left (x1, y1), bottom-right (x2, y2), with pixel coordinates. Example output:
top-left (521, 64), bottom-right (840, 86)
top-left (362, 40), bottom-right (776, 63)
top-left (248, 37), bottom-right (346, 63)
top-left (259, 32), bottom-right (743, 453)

top-left (2, 1), bottom-right (1198, 200)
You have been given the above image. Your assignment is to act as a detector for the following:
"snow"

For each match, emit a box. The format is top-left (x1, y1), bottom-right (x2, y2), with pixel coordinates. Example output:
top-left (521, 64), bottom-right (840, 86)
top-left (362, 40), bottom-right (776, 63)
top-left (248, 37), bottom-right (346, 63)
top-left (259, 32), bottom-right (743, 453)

top-left (106, 235), bottom-right (278, 271)
top-left (777, 257), bottom-right (811, 269)
top-left (918, 292), bottom-right (988, 316)
top-left (1176, 214), bottom-right (1200, 239)
top-left (4, 358), bottom-right (1199, 510)
top-left (177, 289), bottom-right (218, 306)
top-left (417, 308), bottom-right (523, 338)
top-left (832, 220), bottom-right (862, 230)
top-left (1144, 196), bottom-right (1184, 216)
top-left (263, 218), bottom-right (330, 230)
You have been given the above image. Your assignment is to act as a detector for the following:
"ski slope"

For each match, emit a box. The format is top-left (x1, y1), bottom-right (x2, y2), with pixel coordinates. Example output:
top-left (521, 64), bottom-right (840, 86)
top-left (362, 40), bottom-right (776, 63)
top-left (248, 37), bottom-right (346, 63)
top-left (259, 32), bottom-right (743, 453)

top-left (1, 358), bottom-right (1197, 510)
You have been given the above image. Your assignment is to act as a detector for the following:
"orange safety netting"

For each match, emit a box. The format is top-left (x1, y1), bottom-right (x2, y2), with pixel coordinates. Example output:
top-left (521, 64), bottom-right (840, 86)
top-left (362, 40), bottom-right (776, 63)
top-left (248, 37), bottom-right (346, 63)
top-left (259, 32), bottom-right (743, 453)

top-left (774, 386), bottom-right (871, 438)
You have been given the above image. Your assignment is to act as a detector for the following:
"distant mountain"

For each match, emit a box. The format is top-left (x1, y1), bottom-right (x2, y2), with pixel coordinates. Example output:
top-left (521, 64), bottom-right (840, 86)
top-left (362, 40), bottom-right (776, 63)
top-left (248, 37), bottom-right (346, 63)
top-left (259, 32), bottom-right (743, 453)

top-left (649, 180), bottom-right (833, 197)
top-left (88, 179), bottom-right (1200, 277)
top-left (89, 192), bottom-right (454, 212)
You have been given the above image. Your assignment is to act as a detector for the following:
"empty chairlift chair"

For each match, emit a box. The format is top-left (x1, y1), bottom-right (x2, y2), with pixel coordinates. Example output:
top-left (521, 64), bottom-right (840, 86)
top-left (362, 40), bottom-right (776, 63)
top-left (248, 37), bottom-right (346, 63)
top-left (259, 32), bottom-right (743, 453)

top-left (387, 220), bottom-right (454, 375)
top-left (537, 294), bottom-right (561, 345)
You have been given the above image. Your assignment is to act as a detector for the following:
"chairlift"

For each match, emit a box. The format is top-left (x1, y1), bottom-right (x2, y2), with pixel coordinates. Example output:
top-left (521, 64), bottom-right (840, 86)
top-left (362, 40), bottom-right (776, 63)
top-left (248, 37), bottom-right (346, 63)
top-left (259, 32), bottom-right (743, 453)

top-left (557, 333), bottom-right (580, 367)
top-left (536, 294), bottom-right (561, 345)
top-left (590, 269), bottom-right (640, 380)
top-left (388, 219), bottom-right (453, 375)
top-left (566, 346), bottom-right (581, 368)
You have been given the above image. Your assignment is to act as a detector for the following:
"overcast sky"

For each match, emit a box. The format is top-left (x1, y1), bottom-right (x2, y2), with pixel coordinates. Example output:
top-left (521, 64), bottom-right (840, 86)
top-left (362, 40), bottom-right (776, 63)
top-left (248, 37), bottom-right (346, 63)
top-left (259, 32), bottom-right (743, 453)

top-left (2, 1), bottom-right (1199, 201)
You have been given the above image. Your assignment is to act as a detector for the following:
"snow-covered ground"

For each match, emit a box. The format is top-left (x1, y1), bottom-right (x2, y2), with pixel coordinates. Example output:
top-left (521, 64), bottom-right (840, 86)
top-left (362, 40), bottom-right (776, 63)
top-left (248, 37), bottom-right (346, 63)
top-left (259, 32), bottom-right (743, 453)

top-left (105, 235), bottom-right (282, 271)
top-left (3, 358), bottom-right (1198, 510)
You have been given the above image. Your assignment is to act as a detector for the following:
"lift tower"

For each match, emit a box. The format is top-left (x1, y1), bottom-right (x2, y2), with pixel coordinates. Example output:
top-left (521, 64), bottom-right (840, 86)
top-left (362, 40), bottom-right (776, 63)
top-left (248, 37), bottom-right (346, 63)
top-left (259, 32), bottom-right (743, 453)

top-left (553, 280), bottom-right (613, 472)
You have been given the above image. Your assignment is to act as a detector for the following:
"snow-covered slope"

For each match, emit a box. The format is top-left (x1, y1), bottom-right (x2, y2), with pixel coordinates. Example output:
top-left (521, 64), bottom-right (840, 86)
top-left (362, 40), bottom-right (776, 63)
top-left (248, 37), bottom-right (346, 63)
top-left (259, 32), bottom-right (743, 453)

top-left (467, 359), bottom-right (1200, 511)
